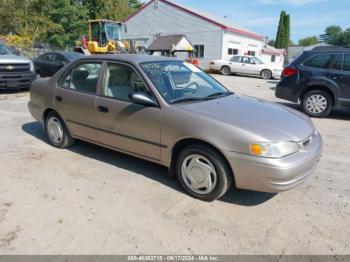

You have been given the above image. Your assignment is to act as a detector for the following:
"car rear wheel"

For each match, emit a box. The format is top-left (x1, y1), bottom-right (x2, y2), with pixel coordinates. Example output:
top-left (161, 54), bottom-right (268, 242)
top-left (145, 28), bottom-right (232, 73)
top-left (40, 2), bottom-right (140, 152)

top-left (220, 66), bottom-right (231, 76)
top-left (45, 111), bottom-right (75, 148)
top-left (261, 69), bottom-right (272, 79)
top-left (176, 144), bottom-right (233, 202)
top-left (302, 90), bottom-right (333, 117)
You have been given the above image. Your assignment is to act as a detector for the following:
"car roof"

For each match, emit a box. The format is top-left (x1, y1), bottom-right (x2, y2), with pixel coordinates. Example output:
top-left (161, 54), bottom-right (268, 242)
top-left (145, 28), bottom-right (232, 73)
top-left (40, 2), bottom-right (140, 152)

top-left (76, 54), bottom-right (182, 64)
top-left (308, 47), bottom-right (350, 54)
top-left (41, 51), bottom-right (82, 56)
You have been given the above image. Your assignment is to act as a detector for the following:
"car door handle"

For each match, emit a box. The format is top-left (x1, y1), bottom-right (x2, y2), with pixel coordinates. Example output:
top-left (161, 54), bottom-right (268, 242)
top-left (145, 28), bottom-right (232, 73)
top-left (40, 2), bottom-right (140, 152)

top-left (97, 105), bottom-right (109, 113)
top-left (55, 96), bottom-right (63, 102)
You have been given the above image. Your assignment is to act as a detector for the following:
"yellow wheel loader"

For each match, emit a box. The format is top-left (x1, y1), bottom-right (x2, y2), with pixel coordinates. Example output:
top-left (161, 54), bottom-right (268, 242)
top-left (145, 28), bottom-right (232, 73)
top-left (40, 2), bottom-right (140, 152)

top-left (75, 19), bottom-right (138, 55)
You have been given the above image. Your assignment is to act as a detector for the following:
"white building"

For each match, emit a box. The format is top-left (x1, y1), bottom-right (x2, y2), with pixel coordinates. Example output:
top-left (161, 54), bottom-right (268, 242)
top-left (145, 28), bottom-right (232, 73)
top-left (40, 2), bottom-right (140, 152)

top-left (260, 45), bottom-right (286, 69)
top-left (124, 0), bottom-right (284, 69)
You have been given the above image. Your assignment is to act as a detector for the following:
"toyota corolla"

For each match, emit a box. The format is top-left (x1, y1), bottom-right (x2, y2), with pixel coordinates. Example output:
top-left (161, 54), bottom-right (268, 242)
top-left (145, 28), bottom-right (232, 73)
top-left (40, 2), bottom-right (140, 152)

top-left (28, 55), bottom-right (322, 201)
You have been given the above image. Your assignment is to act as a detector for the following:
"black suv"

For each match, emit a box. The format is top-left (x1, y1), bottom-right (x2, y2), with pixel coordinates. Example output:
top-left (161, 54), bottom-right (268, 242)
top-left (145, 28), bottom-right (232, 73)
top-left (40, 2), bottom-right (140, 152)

top-left (276, 47), bottom-right (350, 117)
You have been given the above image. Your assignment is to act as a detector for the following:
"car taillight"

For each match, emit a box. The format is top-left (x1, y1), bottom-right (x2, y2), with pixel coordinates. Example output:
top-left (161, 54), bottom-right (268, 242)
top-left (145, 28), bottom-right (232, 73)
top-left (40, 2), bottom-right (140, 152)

top-left (282, 67), bottom-right (298, 77)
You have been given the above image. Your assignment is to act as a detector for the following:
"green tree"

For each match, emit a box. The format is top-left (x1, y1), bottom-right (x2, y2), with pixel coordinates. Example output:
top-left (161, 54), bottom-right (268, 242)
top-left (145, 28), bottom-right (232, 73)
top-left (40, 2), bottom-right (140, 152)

top-left (275, 11), bottom-right (290, 49)
top-left (46, 0), bottom-right (88, 48)
top-left (285, 13), bottom-right (290, 47)
top-left (298, 36), bottom-right (319, 46)
top-left (128, 0), bottom-right (143, 10)
top-left (0, 0), bottom-right (88, 48)
top-left (324, 25), bottom-right (344, 45)
top-left (83, 0), bottom-right (132, 21)
top-left (343, 28), bottom-right (350, 47)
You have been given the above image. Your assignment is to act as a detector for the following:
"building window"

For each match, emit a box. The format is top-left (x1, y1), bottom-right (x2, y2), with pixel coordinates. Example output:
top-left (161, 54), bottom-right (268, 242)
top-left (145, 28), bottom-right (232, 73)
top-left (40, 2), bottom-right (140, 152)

top-left (271, 55), bottom-right (276, 62)
top-left (247, 50), bottom-right (256, 56)
top-left (228, 48), bottom-right (239, 55)
top-left (154, 0), bottom-right (159, 9)
top-left (194, 45), bottom-right (205, 58)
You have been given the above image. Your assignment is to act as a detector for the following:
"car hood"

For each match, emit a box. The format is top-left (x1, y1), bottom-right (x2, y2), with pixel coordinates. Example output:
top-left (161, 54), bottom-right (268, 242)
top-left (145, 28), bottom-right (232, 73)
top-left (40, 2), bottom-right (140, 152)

top-left (178, 94), bottom-right (315, 142)
top-left (0, 55), bottom-right (31, 64)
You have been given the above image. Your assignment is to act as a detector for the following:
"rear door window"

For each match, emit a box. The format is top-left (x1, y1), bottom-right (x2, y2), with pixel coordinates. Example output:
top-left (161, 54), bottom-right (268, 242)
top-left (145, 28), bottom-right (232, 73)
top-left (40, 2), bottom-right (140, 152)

top-left (343, 54), bottom-right (350, 71)
top-left (58, 62), bottom-right (102, 94)
top-left (242, 57), bottom-right (251, 64)
top-left (38, 53), bottom-right (53, 62)
top-left (303, 54), bottom-right (337, 69)
top-left (54, 54), bottom-right (67, 63)
top-left (328, 54), bottom-right (343, 70)
top-left (230, 56), bottom-right (241, 63)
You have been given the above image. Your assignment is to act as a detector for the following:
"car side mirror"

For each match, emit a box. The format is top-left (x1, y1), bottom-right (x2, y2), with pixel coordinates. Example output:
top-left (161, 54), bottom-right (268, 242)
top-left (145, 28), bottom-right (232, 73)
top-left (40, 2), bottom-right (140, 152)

top-left (129, 93), bottom-right (158, 107)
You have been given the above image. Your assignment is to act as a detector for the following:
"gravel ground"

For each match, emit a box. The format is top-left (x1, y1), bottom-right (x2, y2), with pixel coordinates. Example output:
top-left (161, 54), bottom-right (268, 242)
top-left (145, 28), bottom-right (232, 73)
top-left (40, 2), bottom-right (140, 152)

top-left (0, 74), bottom-right (349, 255)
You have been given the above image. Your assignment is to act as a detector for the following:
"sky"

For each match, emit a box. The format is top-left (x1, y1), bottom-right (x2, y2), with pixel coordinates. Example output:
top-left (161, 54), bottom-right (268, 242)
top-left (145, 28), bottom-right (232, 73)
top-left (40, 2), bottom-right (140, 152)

top-left (143, 0), bottom-right (350, 43)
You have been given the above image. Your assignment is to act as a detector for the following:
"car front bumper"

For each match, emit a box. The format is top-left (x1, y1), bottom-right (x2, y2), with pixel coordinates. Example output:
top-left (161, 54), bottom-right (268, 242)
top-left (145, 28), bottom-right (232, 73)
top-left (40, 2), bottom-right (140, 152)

top-left (223, 132), bottom-right (323, 193)
top-left (0, 72), bottom-right (36, 90)
top-left (209, 64), bottom-right (222, 71)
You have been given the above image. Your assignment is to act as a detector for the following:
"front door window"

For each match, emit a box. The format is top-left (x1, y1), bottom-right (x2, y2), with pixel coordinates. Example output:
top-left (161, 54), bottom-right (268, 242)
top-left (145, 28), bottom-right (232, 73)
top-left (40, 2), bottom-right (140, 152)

top-left (102, 63), bottom-right (156, 102)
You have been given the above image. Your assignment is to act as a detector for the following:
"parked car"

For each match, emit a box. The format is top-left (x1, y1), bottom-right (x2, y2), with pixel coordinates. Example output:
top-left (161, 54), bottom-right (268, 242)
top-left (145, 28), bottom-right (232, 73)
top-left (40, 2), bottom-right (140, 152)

top-left (210, 55), bottom-right (283, 79)
top-left (276, 47), bottom-right (350, 117)
top-left (28, 55), bottom-right (322, 201)
top-left (33, 52), bottom-right (84, 77)
top-left (0, 42), bottom-right (36, 90)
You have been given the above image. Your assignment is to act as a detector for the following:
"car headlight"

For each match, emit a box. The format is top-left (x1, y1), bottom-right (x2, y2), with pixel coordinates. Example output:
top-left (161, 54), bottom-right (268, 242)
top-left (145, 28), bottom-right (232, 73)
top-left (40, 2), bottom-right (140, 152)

top-left (30, 62), bottom-right (35, 72)
top-left (250, 142), bottom-right (300, 158)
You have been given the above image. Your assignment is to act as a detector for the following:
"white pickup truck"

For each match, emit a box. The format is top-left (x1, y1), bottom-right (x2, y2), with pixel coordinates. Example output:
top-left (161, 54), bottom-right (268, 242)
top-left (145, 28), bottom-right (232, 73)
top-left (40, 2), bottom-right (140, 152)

top-left (210, 55), bottom-right (283, 79)
top-left (0, 42), bottom-right (36, 90)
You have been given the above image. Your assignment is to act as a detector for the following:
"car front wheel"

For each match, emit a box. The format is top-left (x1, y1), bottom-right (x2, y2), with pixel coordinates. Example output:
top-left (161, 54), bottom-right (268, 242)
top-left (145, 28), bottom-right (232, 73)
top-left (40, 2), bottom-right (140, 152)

top-left (176, 144), bottom-right (233, 202)
top-left (45, 111), bottom-right (75, 148)
top-left (302, 90), bottom-right (333, 117)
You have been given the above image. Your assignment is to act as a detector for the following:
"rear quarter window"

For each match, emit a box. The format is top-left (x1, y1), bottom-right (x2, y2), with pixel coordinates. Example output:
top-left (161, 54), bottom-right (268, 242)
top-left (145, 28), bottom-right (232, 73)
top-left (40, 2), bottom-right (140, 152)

top-left (343, 54), bottom-right (350, 71)
top-left (303, 54), bottom-right (333, 69)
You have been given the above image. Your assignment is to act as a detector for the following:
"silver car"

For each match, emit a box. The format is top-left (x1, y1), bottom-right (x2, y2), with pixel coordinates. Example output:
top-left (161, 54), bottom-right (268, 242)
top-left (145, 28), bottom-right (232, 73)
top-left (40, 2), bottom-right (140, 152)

top-left (210, 55), bottom-right (283, 79)
top-left (28, 55), bottom-right (322, 201)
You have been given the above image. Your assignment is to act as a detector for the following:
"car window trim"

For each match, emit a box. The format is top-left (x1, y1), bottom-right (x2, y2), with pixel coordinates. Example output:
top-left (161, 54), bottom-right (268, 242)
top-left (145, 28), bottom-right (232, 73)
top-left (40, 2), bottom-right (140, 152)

top-left (301, 52), bottom-right (344, 72)
top-left (98, 60), bottom-right (161, 108)
top-left (56, 59), bottom-right (104, 96)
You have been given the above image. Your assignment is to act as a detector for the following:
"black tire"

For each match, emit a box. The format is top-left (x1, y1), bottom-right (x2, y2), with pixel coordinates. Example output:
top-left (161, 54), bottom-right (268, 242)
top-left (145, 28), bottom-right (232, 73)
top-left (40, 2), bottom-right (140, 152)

top-left (301, 89), bottom-right (333, 118)
top-left (220, 66), bottom-right (231, 76)
top-left (261, 69), bottom-right (272, 79)
top-left (45, 111), bottom-right (75, 148)
top-left (175, 144), bottom-right (233, 202)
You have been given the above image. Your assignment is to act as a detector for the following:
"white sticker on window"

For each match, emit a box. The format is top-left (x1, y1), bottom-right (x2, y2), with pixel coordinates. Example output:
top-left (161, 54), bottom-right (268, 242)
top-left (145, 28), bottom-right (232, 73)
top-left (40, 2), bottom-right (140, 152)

top-left (184, 62), bottom-right (201, 72)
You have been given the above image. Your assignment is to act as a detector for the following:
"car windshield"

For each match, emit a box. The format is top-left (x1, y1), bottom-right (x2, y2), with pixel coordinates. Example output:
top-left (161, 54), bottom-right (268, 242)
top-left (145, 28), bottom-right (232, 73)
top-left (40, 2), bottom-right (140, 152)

top-left (251, 57), bottom-right (263, 64)
top-left (140, 61), bottom-right (232, 104)
top-left (0, 44), bottom-right (12, 55)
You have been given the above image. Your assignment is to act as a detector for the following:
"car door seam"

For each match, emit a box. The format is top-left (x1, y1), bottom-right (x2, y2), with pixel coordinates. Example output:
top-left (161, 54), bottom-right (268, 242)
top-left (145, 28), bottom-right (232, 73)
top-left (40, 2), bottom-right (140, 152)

top-left (66, 119), bottom-right (167, 148)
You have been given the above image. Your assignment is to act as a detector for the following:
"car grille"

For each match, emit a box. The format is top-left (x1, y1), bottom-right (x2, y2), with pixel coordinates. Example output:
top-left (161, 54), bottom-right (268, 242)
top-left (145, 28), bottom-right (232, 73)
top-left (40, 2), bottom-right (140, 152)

top-left (0, 63), bottom-right (30, 73)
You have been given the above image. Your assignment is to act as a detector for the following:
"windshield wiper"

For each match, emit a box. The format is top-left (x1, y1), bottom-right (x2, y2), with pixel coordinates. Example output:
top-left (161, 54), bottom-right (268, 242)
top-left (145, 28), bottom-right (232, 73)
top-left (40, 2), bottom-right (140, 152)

top-left (206, 91), bottom-right (233, 99)
top-left (171, 97), bottom-right (205, 104)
